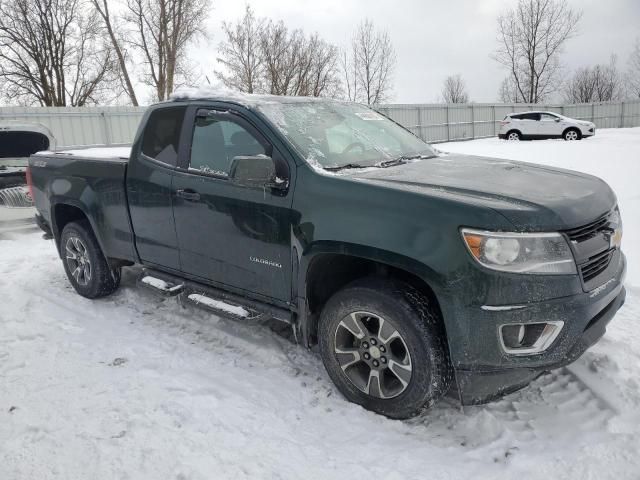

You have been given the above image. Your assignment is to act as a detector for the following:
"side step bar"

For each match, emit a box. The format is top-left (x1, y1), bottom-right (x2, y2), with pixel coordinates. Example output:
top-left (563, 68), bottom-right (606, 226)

top-left (185, 292), bottom-right (262, 320)
top-left (138, 271), bottom-right (184, 296)
top-left (138, 268), bottom-right (293, 324)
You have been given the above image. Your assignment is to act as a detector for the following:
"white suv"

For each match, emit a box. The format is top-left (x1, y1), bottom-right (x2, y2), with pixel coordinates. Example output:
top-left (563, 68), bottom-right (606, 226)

top-left (498, 111), bottom-right (595, 141)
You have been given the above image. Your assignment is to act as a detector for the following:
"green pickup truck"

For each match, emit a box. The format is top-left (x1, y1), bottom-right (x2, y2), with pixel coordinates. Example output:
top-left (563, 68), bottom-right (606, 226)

top-left (28, 89), bottom-right (626, 419)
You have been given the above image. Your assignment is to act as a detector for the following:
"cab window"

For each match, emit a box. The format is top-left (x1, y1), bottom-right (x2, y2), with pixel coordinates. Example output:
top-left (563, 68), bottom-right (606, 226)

top-left (141, 107), bottom-right (186, 166)
top-left (189, 116), bottom-right (266, 176)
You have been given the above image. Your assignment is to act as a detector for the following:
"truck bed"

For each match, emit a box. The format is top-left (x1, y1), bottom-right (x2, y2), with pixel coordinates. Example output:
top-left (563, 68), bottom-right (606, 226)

top-left (29, 147), bottom-right (136, 263)
top-left (36, 146), bottom-right (132, 162)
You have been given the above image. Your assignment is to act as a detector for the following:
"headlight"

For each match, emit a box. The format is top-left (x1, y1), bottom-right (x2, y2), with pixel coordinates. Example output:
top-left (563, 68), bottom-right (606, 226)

top-left (461, 228), bottom-right (577, 275)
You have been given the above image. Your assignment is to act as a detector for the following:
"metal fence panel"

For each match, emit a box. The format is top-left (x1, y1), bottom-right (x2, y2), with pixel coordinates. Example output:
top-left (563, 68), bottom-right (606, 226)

top-left (379, 100), bottom-right (640, 143)
top-left (0, 106), bottom-right (145, 148)
top-left (0, 100), bottom-right (638, 149)
top-left (623, 101), bottom-right (640, 128)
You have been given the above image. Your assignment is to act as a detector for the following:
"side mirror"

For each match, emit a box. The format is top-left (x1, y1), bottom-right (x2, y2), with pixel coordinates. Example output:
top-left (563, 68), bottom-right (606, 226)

top-left (229, 155), bottom-right (287, 190)
top-left (554, 118), bottom-right (561, 122)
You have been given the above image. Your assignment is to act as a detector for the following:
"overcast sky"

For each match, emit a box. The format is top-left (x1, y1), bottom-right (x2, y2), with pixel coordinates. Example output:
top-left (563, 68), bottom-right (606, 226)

top-left (191, 0), bottom-right (640, 103)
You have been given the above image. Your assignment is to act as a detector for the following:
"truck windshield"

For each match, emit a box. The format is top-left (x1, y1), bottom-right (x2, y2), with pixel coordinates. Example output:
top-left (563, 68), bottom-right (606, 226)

top-left (257, 101), bottom-right (436, 170)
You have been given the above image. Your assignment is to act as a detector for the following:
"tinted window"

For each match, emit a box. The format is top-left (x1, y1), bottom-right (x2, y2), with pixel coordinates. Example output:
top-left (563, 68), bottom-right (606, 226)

top-left (0, 131), bottom-right (49, 157)
top-left (540, 113), bottom-right (559, 121)
top-left (141, 107), bottom-right (186, 166)
top-left (190, 117), bottom-right (266, 176)
top-left (511, 113), bottom-right (540, 120)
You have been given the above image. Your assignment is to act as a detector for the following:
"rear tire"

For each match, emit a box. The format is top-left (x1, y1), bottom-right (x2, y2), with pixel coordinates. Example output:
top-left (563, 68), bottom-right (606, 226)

top-left (506, 130), bottom-right (521, 141)
top-left (60, 220), bottom-right (121, 299)
top-left (318, 277), bottom-right (453, 419)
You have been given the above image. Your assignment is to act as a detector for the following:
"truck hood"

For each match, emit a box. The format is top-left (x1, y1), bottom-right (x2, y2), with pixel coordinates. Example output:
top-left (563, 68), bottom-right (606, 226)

top-left (348, 153), bottom-right (616, 230)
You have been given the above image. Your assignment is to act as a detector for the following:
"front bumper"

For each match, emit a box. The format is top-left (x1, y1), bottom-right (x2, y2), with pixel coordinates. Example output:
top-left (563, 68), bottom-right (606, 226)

top-left (452, 252), bottom-right (626, 405)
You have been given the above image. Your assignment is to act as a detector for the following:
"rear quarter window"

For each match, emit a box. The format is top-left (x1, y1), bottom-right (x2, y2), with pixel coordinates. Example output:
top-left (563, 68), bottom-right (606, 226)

top-left (141, 107), bottom-right (186, 166)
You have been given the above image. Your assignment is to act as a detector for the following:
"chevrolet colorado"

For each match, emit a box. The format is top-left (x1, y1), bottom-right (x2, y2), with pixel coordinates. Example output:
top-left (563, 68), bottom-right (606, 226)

top-left (28, 89), bottom-right (626, 419)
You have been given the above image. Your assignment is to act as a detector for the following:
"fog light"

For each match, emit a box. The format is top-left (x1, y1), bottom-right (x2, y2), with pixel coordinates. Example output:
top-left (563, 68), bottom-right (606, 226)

top-left (499, 321), bottom-right (564, 355)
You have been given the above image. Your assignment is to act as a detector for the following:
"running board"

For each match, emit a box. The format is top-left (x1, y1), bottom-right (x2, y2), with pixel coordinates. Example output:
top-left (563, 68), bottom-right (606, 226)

top-left (139, 268), bottom-right (293, 324)
top-left (184, 292), bottom-right (262, 320)
top-left (138, 271), bottom-right (184, 296)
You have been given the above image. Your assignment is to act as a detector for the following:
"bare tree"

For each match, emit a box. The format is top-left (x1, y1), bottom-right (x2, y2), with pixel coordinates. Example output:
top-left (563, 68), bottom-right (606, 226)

top-left (216, 5), bottom-right (264, 93)
top-left (216, 8), bottom-right (340, 97)
top-left (125, 0), bottom-right (210, 101)
top-left (498, 76), bottom-right (520, 103)
top-left (297, 34), bottom-right (341, 97)
top-left (564, 56), bottom-right (622, 103)
top-left (627, 38), bottom-right (640, 98)
top-left (91, 0), bottom-right (139, 105)
top-left (494, 0), bottom-right (582, 103)
top-left (260, 21), bottom-right (302, 95)
top-left (342, 19), bottom-right (396, 105)
top-left (441, 74), bottom-right (469, 103)
top-left (0, 0), bottom-right (116, 106)
top-left (259, 22), bottom-right (340, 97)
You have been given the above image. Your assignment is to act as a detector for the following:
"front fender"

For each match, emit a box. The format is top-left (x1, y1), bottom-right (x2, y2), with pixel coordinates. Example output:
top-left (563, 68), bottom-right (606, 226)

top-left (294, 239), bottom-right (452, 348)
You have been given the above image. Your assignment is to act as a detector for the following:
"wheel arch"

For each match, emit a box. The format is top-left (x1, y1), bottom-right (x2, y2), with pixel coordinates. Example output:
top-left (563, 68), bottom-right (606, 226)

top-left (563, 126), bottom-right (582, 139)
top-left (505, 129), bottom-right (522, 138)
top-left (297, 243), bottom-right (449, 349)
top-left (50, 201), bottom-right (106, 259)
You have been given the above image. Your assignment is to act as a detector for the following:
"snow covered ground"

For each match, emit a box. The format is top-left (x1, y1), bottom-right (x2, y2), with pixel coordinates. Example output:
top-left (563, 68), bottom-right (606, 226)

top-left (1, 128), bottom-right (639, 479)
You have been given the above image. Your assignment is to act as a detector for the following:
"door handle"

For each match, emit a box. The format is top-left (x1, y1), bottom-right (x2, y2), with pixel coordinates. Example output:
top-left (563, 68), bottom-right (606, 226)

top-left (176, 189), bottom-right (201, 201)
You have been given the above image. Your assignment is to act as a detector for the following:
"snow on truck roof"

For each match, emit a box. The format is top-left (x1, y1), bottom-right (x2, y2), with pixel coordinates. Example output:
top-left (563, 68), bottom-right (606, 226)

top-left (169, 86), bottom-right (336, 108)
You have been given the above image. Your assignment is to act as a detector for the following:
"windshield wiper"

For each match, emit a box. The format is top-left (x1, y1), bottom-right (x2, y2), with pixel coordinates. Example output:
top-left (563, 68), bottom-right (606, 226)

top-left (376, 154), bottom-right (435, 168)
top-left (325, 153), bottom-right (438, 172)
top-left (324, 163), bottom-right (370, 172)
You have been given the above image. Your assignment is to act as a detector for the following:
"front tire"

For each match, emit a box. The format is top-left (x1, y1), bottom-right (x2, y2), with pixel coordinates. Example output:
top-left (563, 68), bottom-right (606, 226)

top-left (563, 128), bottom-right (581, 141)
top-left (60, 220), bottom-right (121, 299)
top-left (318, 277), bottom-right (453, 419)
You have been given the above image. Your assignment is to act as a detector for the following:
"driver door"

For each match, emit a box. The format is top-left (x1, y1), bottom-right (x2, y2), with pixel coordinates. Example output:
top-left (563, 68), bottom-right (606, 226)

top-left (171, 107), bottom-right (295, 303)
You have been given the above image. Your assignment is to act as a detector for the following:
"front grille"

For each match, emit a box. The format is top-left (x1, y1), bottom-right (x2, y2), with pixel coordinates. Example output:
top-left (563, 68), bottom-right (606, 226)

top-left (580, 249), bottom-right (614, 282)
top-left (564, 209), bottom-right (620, 287)
top-left (565, 212), bottom-right (610, 242)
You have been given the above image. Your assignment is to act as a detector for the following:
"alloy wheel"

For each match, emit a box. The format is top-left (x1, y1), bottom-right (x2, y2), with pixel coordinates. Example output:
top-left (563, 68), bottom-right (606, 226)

top-left (507, 132), bottom-right (520, 141)
top-left (65, 236), bottom-right (92, 286)
top-left (565, 130), bottom-right (578, 141)
top-left (334, 311), bottom-right (413, 399)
